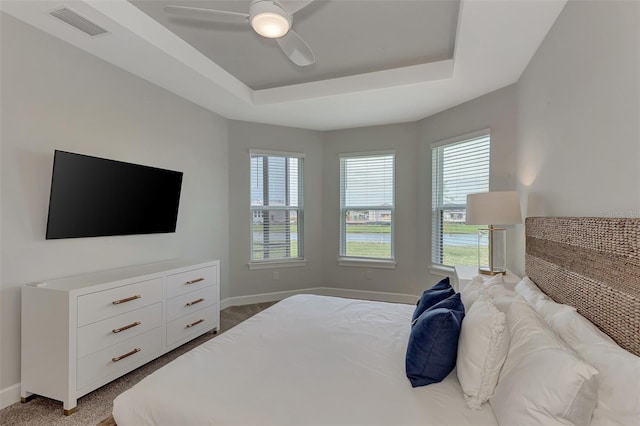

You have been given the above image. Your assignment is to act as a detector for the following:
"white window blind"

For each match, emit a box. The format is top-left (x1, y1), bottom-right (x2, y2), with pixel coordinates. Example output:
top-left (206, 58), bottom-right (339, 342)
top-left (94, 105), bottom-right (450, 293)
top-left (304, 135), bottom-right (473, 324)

top-left (340, 152), bottom-right (394, 260)
top-left (432, 133), bottom-right (490, 267)
top-left (250, 151), bottom-right (303, 262)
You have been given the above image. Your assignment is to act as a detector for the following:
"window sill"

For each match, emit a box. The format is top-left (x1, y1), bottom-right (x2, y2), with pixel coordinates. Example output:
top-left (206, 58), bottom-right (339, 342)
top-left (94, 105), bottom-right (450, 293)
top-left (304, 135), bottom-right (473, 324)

top-left (337, 257), bottom-right (397, 269)
top-left (429, 265), bottom-right (454, 277)
top-left (248, 259), bottom-right (307, 270)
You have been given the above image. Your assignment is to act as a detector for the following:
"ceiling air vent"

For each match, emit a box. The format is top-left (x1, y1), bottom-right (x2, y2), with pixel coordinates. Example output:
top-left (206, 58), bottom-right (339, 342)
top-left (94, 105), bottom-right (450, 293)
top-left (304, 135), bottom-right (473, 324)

top-left (49, 7), bottom-right (108, 37)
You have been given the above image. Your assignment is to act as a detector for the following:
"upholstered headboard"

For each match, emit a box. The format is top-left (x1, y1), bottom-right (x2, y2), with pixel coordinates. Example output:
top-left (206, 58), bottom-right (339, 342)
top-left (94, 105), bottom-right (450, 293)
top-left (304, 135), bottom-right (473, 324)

top-left (525, 217), bottom-right (640, 356)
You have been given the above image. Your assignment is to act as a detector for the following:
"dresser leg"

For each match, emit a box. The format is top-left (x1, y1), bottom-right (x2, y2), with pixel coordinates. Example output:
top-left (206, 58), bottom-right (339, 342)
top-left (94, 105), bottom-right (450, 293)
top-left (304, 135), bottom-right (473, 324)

top-left (20, 394), bottom-right (35, 403)
top-left (63, 399), bottom-right (78, 416)
top-left (63, 406), bottom-right (78, 416)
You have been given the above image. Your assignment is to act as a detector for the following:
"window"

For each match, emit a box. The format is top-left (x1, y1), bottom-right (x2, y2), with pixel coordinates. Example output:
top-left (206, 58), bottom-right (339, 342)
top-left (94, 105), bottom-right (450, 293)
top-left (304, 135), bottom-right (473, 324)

top-left (339, 152), bottom-right (395, 262)
top-left (250, 150), bottom-right (303, 263)
top-left (431, 131), bottom-right (490, 267)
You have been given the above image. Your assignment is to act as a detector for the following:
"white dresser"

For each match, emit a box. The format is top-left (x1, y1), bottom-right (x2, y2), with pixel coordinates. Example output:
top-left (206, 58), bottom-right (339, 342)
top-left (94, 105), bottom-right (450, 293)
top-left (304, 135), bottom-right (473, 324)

top-left (21, 259), bottom-right (219, 415)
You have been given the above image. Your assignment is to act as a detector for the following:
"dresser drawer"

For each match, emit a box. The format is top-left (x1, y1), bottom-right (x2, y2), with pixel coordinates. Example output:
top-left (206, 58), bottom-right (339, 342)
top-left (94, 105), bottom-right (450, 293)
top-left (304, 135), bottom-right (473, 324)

top-left (166, 266), bottom-right (217, 299)
top-left (166, 305), bottom-right (218, 347)
top-left (166, 285), bottom-right (217, 323)
top-left (77, 327), bottom-right (162, 391)
top-left (77, 303), bottom-right (162, 358)
top-left (77, 278), bottom-right (162, 327)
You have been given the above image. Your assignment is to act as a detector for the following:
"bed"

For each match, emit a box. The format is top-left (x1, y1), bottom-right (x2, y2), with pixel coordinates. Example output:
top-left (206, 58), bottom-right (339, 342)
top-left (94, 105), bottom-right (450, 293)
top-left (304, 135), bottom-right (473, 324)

top-left (113, 217), bottom-right (640, 425)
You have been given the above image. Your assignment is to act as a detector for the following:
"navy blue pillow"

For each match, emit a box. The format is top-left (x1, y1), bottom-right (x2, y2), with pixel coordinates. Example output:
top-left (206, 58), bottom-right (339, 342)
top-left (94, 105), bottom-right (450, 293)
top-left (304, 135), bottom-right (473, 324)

top-left (411, 277), bottom-right (454, 323)
top-left (405, 293), bottom-right (465, 388)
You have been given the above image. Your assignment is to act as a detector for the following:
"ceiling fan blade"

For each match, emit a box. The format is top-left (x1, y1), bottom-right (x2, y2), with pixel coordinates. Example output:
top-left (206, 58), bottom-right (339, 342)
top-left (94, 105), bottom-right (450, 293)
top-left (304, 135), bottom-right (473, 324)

top-left (279, 0), bottom-right (315, 16)
top-left (164, 6), bottom-right (249, 24)
top-left (277, 29), bottom-right (315, 66)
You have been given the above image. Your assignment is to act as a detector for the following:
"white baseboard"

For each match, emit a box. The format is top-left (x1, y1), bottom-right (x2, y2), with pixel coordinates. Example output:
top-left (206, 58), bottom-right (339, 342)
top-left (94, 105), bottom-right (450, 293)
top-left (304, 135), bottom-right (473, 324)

top-left (220, 286), bottom-right (417, 309)
top-left (2, 288), bottom-right (417, 409)
top-left (0, 383), bottom-right (21, 410)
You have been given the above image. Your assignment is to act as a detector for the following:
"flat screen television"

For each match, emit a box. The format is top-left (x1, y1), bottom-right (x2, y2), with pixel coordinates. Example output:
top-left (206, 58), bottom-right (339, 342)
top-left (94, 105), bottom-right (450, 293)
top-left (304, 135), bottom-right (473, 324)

top-left (46, 150), bottom-right (183, 239)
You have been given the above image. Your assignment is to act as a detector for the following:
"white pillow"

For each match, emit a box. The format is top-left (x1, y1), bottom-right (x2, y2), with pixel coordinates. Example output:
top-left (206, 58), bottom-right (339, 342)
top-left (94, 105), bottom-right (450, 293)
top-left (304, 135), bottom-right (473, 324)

top-left (490, 299), bottom-right (599, 426)
top-left (460, 274), bottom-right (504, 309)
top-left (481, 273), bottom-right (505, 289)
top-left (548, 308), bottom-right (616, 346)
top-left (534, 297), bottom-right (577, 322)
top-left (515, 277), bottom-right (578, 323)
top-left (485, 283), bottom-right (516, 299)
top-left (549, 311), bottom-right (640, 426)
top-left (459, 276), bottom-right (486, 310)
top-left (514, 276), bottom-right (548, 304)
top-left (489, 291), bottom-right (517, 315)
top-left (482, 276), bottom-right (517, 314)
top-left (456, 295), bottom-right (509, 409)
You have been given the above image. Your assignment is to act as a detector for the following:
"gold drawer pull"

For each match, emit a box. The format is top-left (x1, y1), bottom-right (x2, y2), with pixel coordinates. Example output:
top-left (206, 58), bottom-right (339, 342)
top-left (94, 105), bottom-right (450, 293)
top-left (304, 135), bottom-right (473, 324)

top-left (186, 319), bottom-right (204, 328)
top-left (185, 278), bottom-right (204, 285)
top-left (112, 321), bottom-right (141, 334)
top-left (112, 295), bottom-right (141, 305)
top-left (185, 298), bottom-right (205, 307)
top-left (112, 348), bottom-right (140, 362)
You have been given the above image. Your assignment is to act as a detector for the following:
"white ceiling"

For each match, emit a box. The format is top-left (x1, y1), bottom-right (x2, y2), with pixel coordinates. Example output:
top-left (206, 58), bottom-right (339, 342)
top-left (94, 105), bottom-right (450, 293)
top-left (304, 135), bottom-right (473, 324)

top-left (1, 0), bottom-right (567, 131)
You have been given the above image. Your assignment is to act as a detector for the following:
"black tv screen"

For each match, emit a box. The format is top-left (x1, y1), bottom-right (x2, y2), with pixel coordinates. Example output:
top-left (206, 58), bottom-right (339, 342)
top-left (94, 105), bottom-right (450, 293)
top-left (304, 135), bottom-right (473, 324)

top-left (46, 150), bottom-right (183, 239)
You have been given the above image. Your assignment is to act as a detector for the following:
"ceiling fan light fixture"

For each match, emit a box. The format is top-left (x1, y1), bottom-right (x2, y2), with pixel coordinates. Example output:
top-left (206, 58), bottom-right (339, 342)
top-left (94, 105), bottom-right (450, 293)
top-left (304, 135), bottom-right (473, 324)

top-left (164, 0), bottom-right (316, 66)
top-left (249, 1), bottom-right (291, 38)
top-left (251, 12), bottom-right (290, 38)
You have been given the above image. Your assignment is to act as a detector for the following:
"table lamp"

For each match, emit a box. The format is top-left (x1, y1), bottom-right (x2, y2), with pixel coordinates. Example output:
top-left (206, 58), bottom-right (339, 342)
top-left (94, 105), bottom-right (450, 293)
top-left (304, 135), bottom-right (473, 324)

top-left (466, 191), bottom-right (522, 275)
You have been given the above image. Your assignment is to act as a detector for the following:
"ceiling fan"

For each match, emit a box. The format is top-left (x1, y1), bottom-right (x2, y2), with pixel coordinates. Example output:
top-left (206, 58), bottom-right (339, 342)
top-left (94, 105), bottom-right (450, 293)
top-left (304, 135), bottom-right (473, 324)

top-left (164, 0), bottom-right (316, 67)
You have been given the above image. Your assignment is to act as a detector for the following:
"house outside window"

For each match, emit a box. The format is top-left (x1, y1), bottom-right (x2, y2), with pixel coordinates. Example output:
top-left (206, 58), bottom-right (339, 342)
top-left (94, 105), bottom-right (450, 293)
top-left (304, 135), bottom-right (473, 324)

top-left (250, 150), bottom-right (303, 264)
top-left (339, 152), bottom-right (395, 264)
top-left (431, 131), bottom-right (490, 267)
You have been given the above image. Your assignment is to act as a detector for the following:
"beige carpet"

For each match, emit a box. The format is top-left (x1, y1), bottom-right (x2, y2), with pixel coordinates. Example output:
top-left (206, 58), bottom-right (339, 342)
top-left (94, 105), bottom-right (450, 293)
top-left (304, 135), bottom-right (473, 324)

top-left (0, 302), bottom-right (276, 426)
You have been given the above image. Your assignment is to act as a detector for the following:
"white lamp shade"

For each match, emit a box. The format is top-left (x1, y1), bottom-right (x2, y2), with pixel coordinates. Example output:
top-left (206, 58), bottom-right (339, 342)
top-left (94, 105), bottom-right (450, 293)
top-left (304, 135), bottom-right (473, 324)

top-left (466, 191), bottom-right (522, 225)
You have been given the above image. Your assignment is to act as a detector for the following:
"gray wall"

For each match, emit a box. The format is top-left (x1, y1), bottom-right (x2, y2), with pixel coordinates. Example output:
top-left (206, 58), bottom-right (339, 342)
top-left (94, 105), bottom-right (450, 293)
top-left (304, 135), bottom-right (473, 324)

top-left (320, 85), bottom-right (519, 296)
top-left (515, 0), bottom-right (640, 274)
top-left (227, 121), bottom-right (324, 299)
top-left (322, 123), bottom-right (421, 295)
top-left (417, 85), bottom-right (519, 281)
top-left (0, 14), bottom-right (229, 392)
top-left (228, 88), bottom-right (520, 300)
top-left (3, 0), bottom-right (638, 404)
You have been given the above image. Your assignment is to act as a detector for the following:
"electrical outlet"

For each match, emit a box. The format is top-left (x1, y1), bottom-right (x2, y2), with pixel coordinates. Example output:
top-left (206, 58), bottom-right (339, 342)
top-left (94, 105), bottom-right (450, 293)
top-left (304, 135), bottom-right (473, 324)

top-left (273, 271), bottom-right (280, 280)
top-left (365, 270), bottom-right (373, 280)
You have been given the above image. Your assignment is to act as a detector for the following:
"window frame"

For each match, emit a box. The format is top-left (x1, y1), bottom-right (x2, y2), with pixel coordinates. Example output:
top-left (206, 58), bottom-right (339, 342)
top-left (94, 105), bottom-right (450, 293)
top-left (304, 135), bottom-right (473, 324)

top-left (248, 149), bottom-right (305, 269)
top-left (338, 150), bottom-right (396, 268)
top-left (431, 129), bottom-right (491, 269)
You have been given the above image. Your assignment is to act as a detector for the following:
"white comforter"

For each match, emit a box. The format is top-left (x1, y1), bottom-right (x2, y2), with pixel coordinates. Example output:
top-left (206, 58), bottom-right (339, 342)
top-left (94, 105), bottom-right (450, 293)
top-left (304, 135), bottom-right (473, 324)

top-left (113, 294), bottom-right (498, 425)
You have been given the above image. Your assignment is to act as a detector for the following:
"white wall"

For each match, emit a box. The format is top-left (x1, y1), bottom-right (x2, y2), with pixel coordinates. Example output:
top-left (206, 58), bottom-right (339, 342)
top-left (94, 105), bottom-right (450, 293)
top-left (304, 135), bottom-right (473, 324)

top-left (515, 0), bottom-right (640, 273)
top-left (0, 14), bottom-right (229, 395)
top-left (322, 123), bottom-right (421, 296)
top-left (416, 85), bottom-right (519, 280)
top-left (227, 121), bottom-right (324, 299)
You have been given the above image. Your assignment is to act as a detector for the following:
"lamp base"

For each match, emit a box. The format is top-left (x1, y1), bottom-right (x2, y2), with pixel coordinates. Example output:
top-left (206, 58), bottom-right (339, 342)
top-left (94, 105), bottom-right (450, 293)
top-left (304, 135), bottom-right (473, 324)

top-left (477, 226), bottom-right (507, 277)
top-left (479, 267), bottom-right (507, 276)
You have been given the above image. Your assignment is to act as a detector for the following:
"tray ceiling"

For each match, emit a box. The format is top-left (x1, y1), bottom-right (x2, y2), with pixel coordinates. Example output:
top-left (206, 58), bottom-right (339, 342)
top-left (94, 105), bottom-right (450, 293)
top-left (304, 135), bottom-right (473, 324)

top-left (0, 0), bottom-right (567, 130)
top-left (130, 0), bottom-right (459, 90)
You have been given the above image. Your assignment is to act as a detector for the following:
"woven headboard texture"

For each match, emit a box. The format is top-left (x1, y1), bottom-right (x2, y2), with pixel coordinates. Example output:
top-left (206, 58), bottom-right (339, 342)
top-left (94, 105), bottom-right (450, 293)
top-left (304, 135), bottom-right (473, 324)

top-left (526, 217), bottom-right (640, 356)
